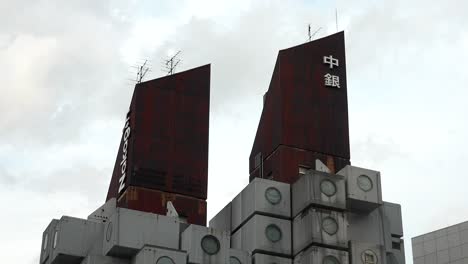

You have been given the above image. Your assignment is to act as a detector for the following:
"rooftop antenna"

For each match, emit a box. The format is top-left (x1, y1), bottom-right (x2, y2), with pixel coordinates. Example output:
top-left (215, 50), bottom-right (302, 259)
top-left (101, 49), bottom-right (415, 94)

top-left (335, 8), bottom-right (339, 32)
top-left (163, 51), bottom-right (182, 75)
top-left (135, 59), bottom-right (150, 84)
top-left (308, 25), bottom-right (322, 42)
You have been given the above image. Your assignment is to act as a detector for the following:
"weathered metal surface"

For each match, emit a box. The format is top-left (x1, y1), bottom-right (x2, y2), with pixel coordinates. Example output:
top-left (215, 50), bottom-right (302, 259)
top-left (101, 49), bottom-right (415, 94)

top-left (350, 241), bottom-right (386, 264)
top-left (292, 207), bottom-right (348, 255)
top-left (40, 219), bottom-right (59, 264)
top-left (229, 248), bottom-right (252, 264)
top-left (50, 217), bottom-right (104, 264)
top-left (87, 198), bottom-right (117, 223)
top-left (253, 253), bottom-right (292, 264)
top-left (337, 165), bottom-right (383, 213)
top-left (249, 32), bottom-right (350, 184)
top-left (347, 208), bottom-right (385, 246)
top-left (231, 178), bottom-right (291, 232)
top-left (249, 145), bottom-right (350, 184)
top-left (383, 202), bottom-right (404, 238)
top-left (292, 170), bottom-right (346, 217)
top-left (103, 208), bottom-right (180, 258)
top-left (117, 186), bottom-right (207, 226)
top-left (106, 64), bottom-right (210, 201)
top-left (80, 255), bottom-right (129, 264)
top-left (209, 202), bottom-right (232, 233)
top-left (294, 246), bottom-right (348, 264)
top-left (132, 246), bottom-right (186, 264)
top-left (181, 225), bottom-right (230, 264)
top-left (231, 214), bottom-right (292, 256)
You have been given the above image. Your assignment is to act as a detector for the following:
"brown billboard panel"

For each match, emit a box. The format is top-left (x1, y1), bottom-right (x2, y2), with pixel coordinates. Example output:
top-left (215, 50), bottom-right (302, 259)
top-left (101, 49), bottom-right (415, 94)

top-left (249, 32), bottom-right (350, 180)
top-left (106, 64), bottom-right (210, 201)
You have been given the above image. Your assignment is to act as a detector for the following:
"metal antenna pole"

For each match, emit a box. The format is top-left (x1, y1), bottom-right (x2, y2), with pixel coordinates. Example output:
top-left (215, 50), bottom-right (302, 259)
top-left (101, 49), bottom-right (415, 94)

top-left (310, 27), bottom-right (322, 41)
top-left (335, 8), bottom-right (338, 32)
top-left (308, 24), bottom-right (312, 42)
top-left (163, 51), bottom-right (182, 75)
top-left (134, 59), bottom-right (151, 84)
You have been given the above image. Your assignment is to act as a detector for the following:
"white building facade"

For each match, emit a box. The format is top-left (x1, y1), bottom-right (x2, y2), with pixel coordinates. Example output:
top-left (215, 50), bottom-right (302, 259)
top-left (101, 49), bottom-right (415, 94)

top-left (412, 222), bottom-right (468, 264)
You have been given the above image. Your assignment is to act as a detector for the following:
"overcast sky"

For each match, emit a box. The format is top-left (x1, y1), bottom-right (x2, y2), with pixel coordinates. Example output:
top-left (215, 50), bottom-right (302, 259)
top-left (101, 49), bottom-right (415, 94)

top-left (1, 0), bottom-right (467, 263)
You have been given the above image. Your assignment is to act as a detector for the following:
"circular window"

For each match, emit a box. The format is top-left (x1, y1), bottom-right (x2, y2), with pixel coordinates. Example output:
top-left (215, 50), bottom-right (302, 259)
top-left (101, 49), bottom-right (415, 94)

top-left (265, 224), bottom-right (282, 242)
top-left (265, 187), bottom-right (282, 205)
top-left (43, 233), bottom-right (48, 250)
top-left (53, 231), bottom-right (58, 249)
top-left (357, 175), bottom-right (373, 192)
top-left (322, 217), bottom-right (339, 235)
top-left (320, 180), bottom-right (337, 197)
top-left (323, 255), bottom-right (341, 264)
top-left (201, 235), bottom-right (220, 255)
top-left (361, 249), bottom-right (378, 264)
top-left (156, 256), bottom-right (175, 264)
top-left (230, 256), bottom-right (242, 264)
top-left (106, 222), bottom-right (113, 242)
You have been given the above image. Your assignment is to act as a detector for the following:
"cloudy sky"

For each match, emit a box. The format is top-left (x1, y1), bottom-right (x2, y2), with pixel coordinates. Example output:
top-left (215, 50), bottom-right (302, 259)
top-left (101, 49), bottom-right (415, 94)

top-left (1, 0), bottom-right (467, 263)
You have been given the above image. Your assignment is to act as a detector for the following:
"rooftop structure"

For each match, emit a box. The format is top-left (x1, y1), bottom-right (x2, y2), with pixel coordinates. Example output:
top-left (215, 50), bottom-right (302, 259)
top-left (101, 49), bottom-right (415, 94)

top-left (38, 31), bottom-right (406, 264)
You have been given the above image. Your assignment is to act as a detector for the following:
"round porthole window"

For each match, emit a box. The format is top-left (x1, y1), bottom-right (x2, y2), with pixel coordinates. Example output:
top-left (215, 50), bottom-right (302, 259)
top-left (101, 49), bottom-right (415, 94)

top-left (43, 233), bottom-right (48, 250)
top-left (106, 222), bottom-right (113, 242)
top-left (265, 224), bottom-right (282, 242)
top-left (156, 256), bottom-right (175, 264)
top-left (230, 256), bottom-right (242, 264)
top-left (322, 217), bottom-right (339, 235)
top-left (265, 187), bottom-right (282, 205)
top-left (53, 231), bottom-right (58, 249)
top-left (201, 235), bottom-right (220, 255)
top-left (357, 175), bottom-right (373, 192)
top-left (323, 255), bottom-right (341, 264)
top-left (320, 180), bottom-right (337, 197)
top-left (361, 249), bottom-right (378, 264)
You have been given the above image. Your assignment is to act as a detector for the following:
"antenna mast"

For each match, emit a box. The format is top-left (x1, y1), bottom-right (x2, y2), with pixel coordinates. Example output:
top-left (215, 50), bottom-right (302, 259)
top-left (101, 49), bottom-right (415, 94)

top-left (163, 51), bottom-right (182, 75)
top-left (308, 26), bottom-right (322, 42)
top-left (335, 8), bottom-right (339, 32)
top-left (137, 60), bottom-right (150, 83)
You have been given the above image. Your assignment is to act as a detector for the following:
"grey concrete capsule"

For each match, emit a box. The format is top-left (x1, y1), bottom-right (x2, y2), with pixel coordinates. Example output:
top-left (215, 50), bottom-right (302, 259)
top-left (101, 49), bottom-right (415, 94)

top-left (103, 208), bottom-right (180, 258)
top-left (383, 202), bottom-right (403, 238)
top-left (337, 165), bottom-right (383, 212)
top-left (40, 219), bottom-right (59, 264)
top-left (131, 246), bottom-right (187, 264)
top-left (292, 170), bottom-right (346, 217)
top-left (387, 238), bottom-right (405, 264)
top-left (231, 214), bottom-right (292, 256)
top-left (87, 199), bottom-right (117, 224)
top-left (253, 253), bottom-right (292, 264)
top-left (348, 208), bottom-right (385, 246)
top-left (293, 208), bottom-right (348, 255)
top-left (181, 224), bottom-right (230, 264)
top-left (350, 241), bottom-right (386, 264)
top-left (231, 178), bottom-right (290, 232)
top-left (293, 246), bottom-right (349, 264)
top-left (209, 202), bottom-right (232, 233)
top-left (229, 248), bottom-right (251, 264)
top-left (80, 255), bottom-right (129, 264)
top-left (49, 216), bottom-right (104, 264)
